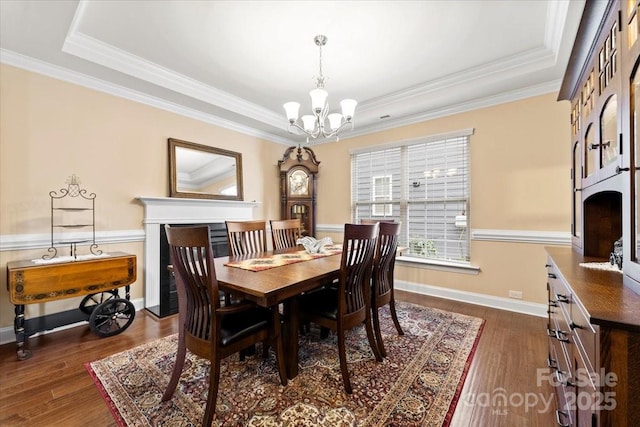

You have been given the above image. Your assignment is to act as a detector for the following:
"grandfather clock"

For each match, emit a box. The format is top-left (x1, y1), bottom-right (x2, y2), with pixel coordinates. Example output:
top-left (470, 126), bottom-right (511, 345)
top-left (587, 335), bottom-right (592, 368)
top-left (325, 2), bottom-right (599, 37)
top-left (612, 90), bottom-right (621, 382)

top-left (278, 145), bottom-right (320, 237)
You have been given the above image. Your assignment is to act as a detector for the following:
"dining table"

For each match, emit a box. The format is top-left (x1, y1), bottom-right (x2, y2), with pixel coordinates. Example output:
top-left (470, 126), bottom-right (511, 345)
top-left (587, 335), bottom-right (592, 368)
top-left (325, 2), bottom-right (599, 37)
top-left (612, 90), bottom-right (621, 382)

top-left (213, 245), bottom-right (342, 379)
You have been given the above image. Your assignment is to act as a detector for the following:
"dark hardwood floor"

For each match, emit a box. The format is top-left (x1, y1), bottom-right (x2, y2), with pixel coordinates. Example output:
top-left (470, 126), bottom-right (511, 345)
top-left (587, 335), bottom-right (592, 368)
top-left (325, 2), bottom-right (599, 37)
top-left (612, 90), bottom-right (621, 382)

top-left (0, 291), bottom-right (555, 426)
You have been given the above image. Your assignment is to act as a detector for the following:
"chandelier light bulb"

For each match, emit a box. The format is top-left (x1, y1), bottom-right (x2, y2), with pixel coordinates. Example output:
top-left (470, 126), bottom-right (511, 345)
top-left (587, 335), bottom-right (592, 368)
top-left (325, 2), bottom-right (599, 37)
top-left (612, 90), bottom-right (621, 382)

top-left (340, 99), bottom-right (357, 121)
top-left (328, 113), bottom-right (343, 131)
top-left (301, 115), bottom-right (316, 132)
top-left (310, 88), bottom-right (328, 115)
top-left (283, 102), bottom-right (300, 123)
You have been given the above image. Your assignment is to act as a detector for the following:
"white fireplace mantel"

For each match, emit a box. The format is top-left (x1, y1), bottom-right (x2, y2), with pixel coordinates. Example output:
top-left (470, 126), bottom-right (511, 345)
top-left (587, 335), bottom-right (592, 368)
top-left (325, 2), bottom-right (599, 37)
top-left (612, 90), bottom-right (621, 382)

top-left (137, 197), bottom-right (259, 309)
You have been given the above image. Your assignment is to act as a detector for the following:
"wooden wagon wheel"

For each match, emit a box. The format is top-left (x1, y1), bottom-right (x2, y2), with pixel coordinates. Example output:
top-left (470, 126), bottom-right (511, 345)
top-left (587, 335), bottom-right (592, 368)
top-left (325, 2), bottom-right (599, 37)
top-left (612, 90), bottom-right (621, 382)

top-left (79, 290), bottom-right (119, 314)
top-left (88, 298), bottom-right (135, 338)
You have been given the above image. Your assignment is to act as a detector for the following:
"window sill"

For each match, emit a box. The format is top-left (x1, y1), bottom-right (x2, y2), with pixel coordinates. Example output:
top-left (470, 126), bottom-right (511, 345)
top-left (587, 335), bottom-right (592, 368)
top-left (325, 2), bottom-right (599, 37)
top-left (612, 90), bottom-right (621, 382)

top-left (396, 256), bottom-right (480, 275)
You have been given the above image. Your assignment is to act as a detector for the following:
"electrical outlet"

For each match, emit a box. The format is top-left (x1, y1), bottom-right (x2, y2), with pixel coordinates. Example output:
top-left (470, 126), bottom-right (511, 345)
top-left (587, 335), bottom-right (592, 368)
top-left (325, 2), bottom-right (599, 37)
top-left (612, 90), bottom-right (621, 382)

top-left (508, 290), bottom-right (523, 299)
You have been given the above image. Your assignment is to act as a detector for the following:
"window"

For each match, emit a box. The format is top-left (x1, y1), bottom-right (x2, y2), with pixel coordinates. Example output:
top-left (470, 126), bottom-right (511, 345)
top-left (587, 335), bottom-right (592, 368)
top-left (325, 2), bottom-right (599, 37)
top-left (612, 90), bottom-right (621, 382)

top-left (351, 129), bottom-right (472, 264)
top-left (372, 175), bottom-right (392, 216)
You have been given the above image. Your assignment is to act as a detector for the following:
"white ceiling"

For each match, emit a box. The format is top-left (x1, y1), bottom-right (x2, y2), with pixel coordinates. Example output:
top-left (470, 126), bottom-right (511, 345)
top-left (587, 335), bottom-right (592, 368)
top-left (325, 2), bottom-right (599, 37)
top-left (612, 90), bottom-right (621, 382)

top-left (0, 0), bottom-right (585, 145)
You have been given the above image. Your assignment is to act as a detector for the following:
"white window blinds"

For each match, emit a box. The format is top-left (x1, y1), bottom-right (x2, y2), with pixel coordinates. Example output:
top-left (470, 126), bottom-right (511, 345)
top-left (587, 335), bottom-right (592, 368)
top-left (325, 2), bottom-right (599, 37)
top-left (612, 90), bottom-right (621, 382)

top-left (351, 131), bottom-right (470, 263)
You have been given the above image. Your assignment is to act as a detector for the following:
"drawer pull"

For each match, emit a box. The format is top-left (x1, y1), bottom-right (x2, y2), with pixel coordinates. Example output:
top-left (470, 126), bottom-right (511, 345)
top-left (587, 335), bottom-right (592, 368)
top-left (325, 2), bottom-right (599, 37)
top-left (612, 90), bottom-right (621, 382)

top-left (548, 299), bottom-right (558, 307)
top-left (548, 273), bottom-right (557, 279)
top-left (569, 321), bottom-right (583, 330)
top-left (555, 410), bottom-right (570, 427)
top-left (555, 293), bottom-right (569, 304)
top-left (545, 264), bottom-right (552, 268)
top-left (547, 355), bottom-right (558, 369)
top-left (555, 329), bottom-right (570, 343)
top-left (546, 327), bottom-right (557, 338)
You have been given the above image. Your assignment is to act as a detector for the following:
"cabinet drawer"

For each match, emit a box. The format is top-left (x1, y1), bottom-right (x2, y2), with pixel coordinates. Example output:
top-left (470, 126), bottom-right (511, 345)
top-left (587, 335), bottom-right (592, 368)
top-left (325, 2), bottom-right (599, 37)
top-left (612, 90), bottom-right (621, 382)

top-left (549, 299), bottom-right (572, 346)
top-left (554, 382), bottom-right (575, 427)
top-left (548, 274), bottom-right (572, 309)
top-left (547, 263), bottom-right (571, 305)
top-left (571, 301), bottom-right (597, 374)
top-left (549, 328), bottom-right (572, 379)
top-left (575, 346), bottom-right (597, 427)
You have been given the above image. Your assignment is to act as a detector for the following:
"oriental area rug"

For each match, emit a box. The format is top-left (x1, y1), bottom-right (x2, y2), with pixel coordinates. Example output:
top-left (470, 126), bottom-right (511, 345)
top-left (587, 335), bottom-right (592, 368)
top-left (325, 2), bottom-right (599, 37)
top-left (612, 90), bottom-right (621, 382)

top-left (86, 302), bottom-right (484, 426)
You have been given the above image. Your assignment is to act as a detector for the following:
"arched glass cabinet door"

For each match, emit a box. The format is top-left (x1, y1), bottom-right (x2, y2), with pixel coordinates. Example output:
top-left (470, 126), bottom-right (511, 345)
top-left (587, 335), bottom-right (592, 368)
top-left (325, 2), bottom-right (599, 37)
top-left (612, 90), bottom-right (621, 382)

top-left (632, 67), bottom-right (640, 265)
top-left (585, 124), bottom-right (597, 177)
top-left (600, 94), bottom-right (619, 167)
top-left (572, 141), bottom-right (582, 242)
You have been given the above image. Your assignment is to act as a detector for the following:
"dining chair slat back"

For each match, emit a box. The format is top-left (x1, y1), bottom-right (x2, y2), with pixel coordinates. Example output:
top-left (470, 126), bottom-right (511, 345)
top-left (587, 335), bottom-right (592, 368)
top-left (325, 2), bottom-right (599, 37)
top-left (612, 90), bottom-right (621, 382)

top-left (226, 220), bottom-right (268, 255)
top-left (371, 221), bottom-right (404, 357)
top-left (270, 218), bottom-right (302, 250)
top-left (298, 223), bottom-right (383, 394)
top-left (162, 225), bottom-right (287, 426)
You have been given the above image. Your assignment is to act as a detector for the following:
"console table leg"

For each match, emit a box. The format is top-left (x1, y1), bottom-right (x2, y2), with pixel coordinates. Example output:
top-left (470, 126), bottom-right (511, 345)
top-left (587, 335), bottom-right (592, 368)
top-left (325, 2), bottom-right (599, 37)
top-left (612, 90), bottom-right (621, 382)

top-left (14, 304), bottom-right (31, 361)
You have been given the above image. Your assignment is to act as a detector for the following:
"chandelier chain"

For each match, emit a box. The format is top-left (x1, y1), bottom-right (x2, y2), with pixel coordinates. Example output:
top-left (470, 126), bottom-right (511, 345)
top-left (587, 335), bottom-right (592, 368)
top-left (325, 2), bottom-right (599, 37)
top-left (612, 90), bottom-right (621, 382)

top-left (315, 35), bottom-right (325, 89)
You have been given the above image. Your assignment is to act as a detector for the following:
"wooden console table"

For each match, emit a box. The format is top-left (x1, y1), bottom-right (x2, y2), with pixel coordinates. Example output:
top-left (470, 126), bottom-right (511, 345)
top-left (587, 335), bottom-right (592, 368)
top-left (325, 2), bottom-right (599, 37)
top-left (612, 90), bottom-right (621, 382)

top-left (6, 252), bottom-right (136, 360)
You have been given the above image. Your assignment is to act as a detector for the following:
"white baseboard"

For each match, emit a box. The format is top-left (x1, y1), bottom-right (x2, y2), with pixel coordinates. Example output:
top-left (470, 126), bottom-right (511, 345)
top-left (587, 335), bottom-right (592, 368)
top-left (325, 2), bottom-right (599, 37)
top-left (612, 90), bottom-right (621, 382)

top-left (0, 298), bottom-right (145, 345)
top-left (395, 280), bottom-right (547, 318)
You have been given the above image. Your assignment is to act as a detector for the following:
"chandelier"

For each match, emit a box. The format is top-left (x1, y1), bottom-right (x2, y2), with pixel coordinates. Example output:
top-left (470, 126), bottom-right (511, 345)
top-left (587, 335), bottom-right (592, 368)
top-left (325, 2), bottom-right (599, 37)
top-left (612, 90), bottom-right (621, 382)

top-left (283, 35), bottom-right (357, 141)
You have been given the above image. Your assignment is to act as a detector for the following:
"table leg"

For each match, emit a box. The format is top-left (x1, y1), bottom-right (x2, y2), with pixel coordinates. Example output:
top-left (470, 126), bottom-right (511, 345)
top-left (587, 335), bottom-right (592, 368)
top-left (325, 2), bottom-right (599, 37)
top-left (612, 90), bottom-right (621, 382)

top-left (14, 304), bottom-right (31, 361)
top-left (283, 296), bottom-right (299, 379)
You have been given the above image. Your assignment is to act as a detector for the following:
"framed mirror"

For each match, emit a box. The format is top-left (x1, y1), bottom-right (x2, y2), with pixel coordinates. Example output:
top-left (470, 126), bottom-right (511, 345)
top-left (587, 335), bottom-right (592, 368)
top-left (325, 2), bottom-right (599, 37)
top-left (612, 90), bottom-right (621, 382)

top-left (169, 138), bottom-right (243, 200)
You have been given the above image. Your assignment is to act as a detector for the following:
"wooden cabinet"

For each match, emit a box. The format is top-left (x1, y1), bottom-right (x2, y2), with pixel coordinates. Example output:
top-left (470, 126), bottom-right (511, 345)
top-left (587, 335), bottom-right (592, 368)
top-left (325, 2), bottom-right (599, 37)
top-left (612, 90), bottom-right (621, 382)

top-left (278, 146), bottom-right (320, 237)
top-left (554, 2), bottom-right (640, 423)
top-left (559, 0), bottom-right (640, 293)
top-left (546, 247), bottom-right (640, 426)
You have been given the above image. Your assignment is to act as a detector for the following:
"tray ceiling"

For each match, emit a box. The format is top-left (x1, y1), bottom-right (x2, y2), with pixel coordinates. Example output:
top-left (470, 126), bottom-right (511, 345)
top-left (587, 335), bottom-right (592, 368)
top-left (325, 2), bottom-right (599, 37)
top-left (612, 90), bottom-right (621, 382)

top-left (0, 0), bottom-right (585, 144)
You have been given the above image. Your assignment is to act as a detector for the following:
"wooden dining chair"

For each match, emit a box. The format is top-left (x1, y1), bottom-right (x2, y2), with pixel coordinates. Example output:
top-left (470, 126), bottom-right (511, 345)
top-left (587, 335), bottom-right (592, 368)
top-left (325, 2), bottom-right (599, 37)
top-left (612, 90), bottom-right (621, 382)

top-left (269, 218), bottom-right (302, 250)
top-left (162, 225), bottom-right (287, 427)
top-left (298, 223), bottom-right (383, 394)
top-left (225, 220), bottom-right (268, 255)
top-left (225, 220), bottom-right (268, 358)
top-left (371, 221), bottom-right (404, 357)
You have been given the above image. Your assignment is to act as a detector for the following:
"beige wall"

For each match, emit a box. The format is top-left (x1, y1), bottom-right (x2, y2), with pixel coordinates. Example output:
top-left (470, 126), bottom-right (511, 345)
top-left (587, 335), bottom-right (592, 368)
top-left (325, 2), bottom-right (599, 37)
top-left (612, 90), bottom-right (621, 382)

top-left (0, 64), bottom-right (284, 327)
top-left (0, 63), bottom-right (571, 332)
top-left (311, 92), bottom-right (571, 305)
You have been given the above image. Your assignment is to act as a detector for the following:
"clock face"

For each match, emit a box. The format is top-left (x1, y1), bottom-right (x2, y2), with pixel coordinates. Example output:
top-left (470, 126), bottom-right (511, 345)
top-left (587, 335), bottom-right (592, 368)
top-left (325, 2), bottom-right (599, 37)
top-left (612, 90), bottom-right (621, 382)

top-left (289, 170), bottom-right (309, 196)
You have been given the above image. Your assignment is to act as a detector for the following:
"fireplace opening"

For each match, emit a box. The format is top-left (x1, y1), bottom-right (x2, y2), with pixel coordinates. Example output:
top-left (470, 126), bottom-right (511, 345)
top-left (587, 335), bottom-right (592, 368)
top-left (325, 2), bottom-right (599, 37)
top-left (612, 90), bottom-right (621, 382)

top-left (583, 191), bottom-right (622, 258)
top-left (148, 223), bottom-right (229, 318)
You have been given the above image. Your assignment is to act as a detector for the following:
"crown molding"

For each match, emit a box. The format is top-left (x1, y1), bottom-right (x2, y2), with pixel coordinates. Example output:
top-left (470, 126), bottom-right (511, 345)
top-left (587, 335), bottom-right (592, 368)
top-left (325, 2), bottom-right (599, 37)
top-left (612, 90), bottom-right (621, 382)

top-left (0, 49), bottom-right (295, 146)
top-left (336, 79), bottom-right (561, 142)
top-left (359, 46), bottom-right (555, 114)
top-left (61, 31), bottom-right (283, 128)
top-left (64, 1), bottom-right (283, 129)
top-left (0, 47), bottom-right (563, 147)
top-left (544, 0), bottom-right (572, 60)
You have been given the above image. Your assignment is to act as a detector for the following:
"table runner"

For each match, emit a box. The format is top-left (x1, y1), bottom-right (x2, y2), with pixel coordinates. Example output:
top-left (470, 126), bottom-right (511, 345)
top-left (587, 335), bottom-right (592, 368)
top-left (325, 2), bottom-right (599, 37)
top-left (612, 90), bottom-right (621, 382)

top-left (225, 244), bottom-right (342, 272)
